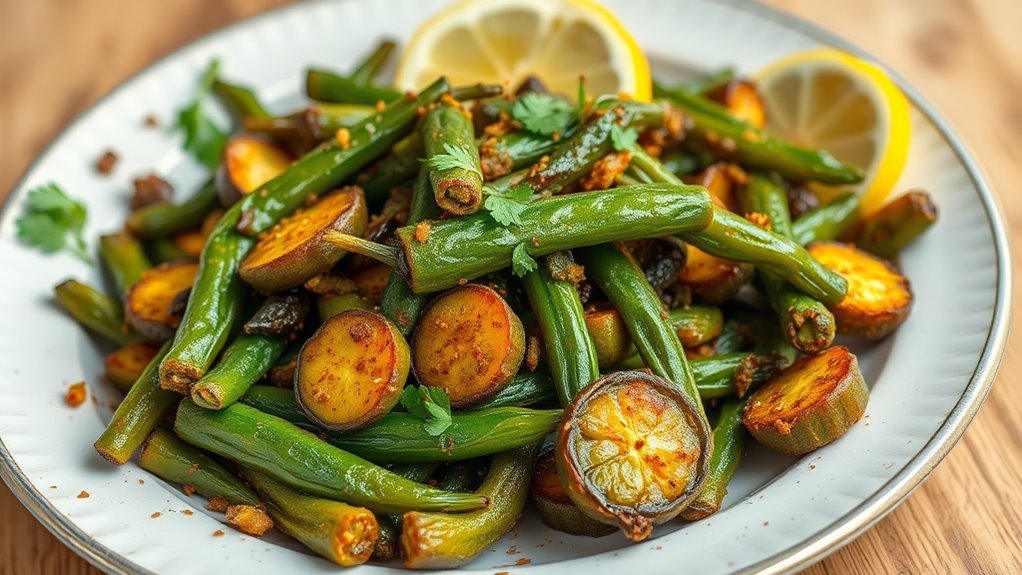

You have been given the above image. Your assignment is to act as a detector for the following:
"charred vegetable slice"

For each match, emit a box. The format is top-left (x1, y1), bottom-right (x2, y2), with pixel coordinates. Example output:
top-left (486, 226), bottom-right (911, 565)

top-left (243, 293), bottom-right (309, 337)
top-left (125, 262), bottom-right (198, 341)
top-left (688, 163), bottom-right (744, 212)
top-left (401, 443), bottom-right (539, 569)
top-left (105, 341), bottom-right (160, 393)
top-left (412, 284), bottom-right (525, 408)
top-left (216, 135), bottom-right (294, 206)
top-left (296, 309), bottom-right (409, 431)
top-left (242, 469), bottom-right (379, 567)
top-left (532, 447), bottom-right (615, 537)
top-left (556, 371), bottom-right (710, 541)
top-left (807, 242), bottom-right (913, 339)
top-left (239, 187), bottom-right (368, 292)
top-left (743, 346), bottom-right (868, 455)
top-left (678, 246), bottom-right (754, 305)
top-left (853, 190), bottom-right (938, 258)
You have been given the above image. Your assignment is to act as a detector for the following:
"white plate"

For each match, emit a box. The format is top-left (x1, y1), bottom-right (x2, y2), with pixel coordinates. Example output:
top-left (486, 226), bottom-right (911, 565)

top-left (0, 0), bottom-right (1011, 573)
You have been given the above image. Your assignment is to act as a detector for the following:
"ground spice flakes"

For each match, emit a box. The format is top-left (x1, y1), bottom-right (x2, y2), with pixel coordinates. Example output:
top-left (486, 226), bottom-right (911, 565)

top-left (77, 490), bottom-right (90, 499)
top-left (226, 504), bottom-right (275, 536)
top-left (65, 382), bottom-right (87, 407)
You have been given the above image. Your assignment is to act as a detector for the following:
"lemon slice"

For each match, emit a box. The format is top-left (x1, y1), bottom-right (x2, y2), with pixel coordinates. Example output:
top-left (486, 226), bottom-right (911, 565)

top-left (395, 0), bottom-right (651, 101)
top-left (755, 49), bottom-right (911, 214)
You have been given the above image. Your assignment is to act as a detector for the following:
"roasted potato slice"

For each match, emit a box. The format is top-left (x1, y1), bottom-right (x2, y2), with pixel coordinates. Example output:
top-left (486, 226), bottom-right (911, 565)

top-left (296, 309), bottom-right (409, 431)
top-left (125, 261), bottom-right (199, 340)
top-left (531, 447), bottom-right (615, 537)
top-left (240, 187), bottom-right (368, 292)
top-left (352, 263), bottom-right (392, 306)
top-left (216, 135), bottom-right (294, 206)
top-left (105, 341), bottom-right (161, 393)
top-left (743, 345), bottom-right (868, 455)
top-left (706, 79), bottom-right (766, 128)
top-left (808, 241), bottom-right (912, 339)
top-left (412, 284), bottom-right (525, 408)
top-left (678, 246), bottom-right (754, 304)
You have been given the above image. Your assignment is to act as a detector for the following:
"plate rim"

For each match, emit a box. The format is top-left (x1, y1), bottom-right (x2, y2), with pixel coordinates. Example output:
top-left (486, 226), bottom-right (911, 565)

top-left (0, 0), bottom-right (1011, 574)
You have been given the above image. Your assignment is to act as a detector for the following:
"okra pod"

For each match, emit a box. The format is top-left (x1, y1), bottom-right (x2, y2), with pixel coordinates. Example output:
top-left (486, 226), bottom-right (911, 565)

top-left (740, 174), bottom-right (836, 353)
top-left (126, 179), bottom-right (219, 239)
top-left (241, 469), bottom-right (379, 566)
top-left (174, 400), bottom-right (487, 513)
top-left (138, 428), bottom-right (259, 505)
top-left (522, 260), bottom-right (599, 406)
top-left (190, 332), bottom-right (286, 410)
top-left (94, 342), bottom-right (174, 464)
top-left (239, 385), bottom-right (559, 464)
top-left (99, 233), bottom-right (153, 297)
top-left (379, 172), bottom-right (440, 335)
top-left (374, 463), bottom-right (441, 561)
top-left (421, 102), bottom-right (484, 215)
top-left (629, 149), bottom-right (847, 304)
top-left (479, 124), bottom-right (580, 180)
top-left (653, 82), bottom-right (863, 184)
top-left (401, 443), bottom-right (539, 569)
top-left (469, 369), bottom-right (557, 409)
top-left (576, 243), bottom-right (709, 422)
top-left (331, 184), bottom-right (713, 294)
top-left (790, 193), bottom-right (861, 245)
top-left (160, 79), bottom-right (453, 393)
top-left (679, 398), bottom-right (746, 520)
top-left (854, 190), bottom-right (938, 258)
top-left (438, 459), bottom-right (489, 492)
top-left (54, 279), bottom-right (134, 346)
top-left (306, 68), bottom-right (403, 105)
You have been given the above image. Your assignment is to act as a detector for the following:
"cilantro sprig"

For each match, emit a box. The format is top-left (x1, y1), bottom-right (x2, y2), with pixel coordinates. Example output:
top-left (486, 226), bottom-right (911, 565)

top-left (15, 183), bottom-right (91, 264)
top-left (175, 59), bottom-right (229, 169)
top-left (610, 124), bottom-right (639, 152)
top-left (511, 93), bottom-right (575, 136)
top-left (482, 183), bottom-right (534, 227)
top-left (422, 143), bottom-right (482, 177)
top-left (400, 385), bottom-right (453, 437)
top-left (511, 243), bottom-right (538, 277)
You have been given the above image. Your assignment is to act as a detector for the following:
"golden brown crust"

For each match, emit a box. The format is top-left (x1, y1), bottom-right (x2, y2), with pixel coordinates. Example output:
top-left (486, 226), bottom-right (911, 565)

top-left (226, 504), bottom-right (274, 536)
top-left (125, 261), bottom-right (199, 341)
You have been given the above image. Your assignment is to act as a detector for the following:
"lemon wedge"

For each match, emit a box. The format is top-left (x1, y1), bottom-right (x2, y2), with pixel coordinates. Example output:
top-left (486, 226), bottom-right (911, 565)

top-left (755, 49), bottom-right (911, 214)
top-left (395, 0), bottom-right (651, 101)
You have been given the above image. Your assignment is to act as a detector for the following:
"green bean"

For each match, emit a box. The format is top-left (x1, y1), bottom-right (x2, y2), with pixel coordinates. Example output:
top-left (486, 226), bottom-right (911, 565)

top-left (94, 342), bottom-right (174, 464)
top-left (469, 369), bottom-right (556, 409)
top-left (671, 67), bottom-right (736, 96)
top-left (522, 260), bottom-right (599, 406)
top-left (654, 82), bottom-right (863, 184)
top-left (146, 237), bottom-right (192, 264)
top-left (306, 68), bottom-right (403, 105)
top-left (54, 279), bottom-right (134, 346)
top-left (438, 459), bottom-right (489, 492)
top-left (679, 398), bottom-right (746, 520)
top-left (374, 462), bottom-right (441, 561)
top-left (99, 233), bottom-right (152, 297)
top-left (190, 332), bottom-right (286, 410)
top-left (126, 179), bottom-right (219, 239)
top-left (212, 79), bottom-right (270, 122)
top-left (174, 400), bottom-right (487, 513)
top-left (790, 193), bottom-right (861, 245)
top-left (329, 184), bottom-right (713, 294)
top-left (740, 173), bottom-right (836, 353)
top-left (138, 428), bottom-right (259, 505)
top-left (422, 102), bottom-right (484, 215)
top-left (350, 40), bottom-right (397, 85)
top-left (854, 191), bottom-right (938, 258)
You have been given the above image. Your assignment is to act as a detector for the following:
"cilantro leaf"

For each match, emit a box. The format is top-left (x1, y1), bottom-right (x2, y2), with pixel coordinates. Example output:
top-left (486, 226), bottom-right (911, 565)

top-left (422, 142), bottom-right (482, 177)
top-left (511, 242), bottom-right (538, 277)
top-left (400, 385), bottom-right (453, 436)
top-left (15, 183), bottom-right (91, 263)
top-left (511, 93), bottom-right (574, 136)
top-left (175, 59), bottom-right (228, 169)
top-left (610, 124), bottom-right (639, 152)
top-left (482, 183), bottom-right (533, 227)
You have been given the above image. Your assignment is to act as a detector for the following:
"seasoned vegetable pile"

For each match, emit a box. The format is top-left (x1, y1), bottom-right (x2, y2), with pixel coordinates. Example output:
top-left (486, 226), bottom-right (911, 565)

top-left (46, 40), bottom-right (937, 568)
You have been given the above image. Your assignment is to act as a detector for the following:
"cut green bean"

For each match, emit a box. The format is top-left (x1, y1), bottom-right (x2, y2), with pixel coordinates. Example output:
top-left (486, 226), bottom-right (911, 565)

top-left (139, 428), bottom-right (259, 505)
top-left (54, 279), bottom-right (134, 346)
top-left (190, 332), bottom-right (286, 410)
top-left (99, 232), bottom-right (152, 298)
top-left (127, 179), bottom-right (219, 239)
top-left (790, 193), bottom-right (861, 245)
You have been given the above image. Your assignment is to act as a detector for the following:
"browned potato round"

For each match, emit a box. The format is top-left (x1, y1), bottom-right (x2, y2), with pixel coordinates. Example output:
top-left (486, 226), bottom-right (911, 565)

top-left (104, 341), bottom-right (161, 393)
top-left (240, 187), bottom-right (368, 292)
top-left (807, 241), bottom-right (912, 339)
top-left (531, 448), bottom-right (615, 537)
top-left (296, 309), bottom-right (410, 431)
top-left (216, 135), bottom-right (294, 206)
top-left (172, 209), bottom-right (223, 259)
top-left (706, 79), bottom-right (766, 128)
top-left (678, 246), bottom-right (754, 304)
top-left (412, 284), bottom-right (525, 408)
top-left (352, 264), bottom-right (392, 306)
top-left (125, 261), bottom-right (198, 340)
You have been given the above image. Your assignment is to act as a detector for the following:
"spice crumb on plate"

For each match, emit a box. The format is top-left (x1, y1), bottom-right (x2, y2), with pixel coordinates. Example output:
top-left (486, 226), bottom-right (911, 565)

top-left (212, 530), bottom-right (225, 537)
top-left (77, 490), bottom-right (90, 499)
top-left (95, 150), bottom-right (119, 175)
top-left (64, 382), bottom-right (87, 407)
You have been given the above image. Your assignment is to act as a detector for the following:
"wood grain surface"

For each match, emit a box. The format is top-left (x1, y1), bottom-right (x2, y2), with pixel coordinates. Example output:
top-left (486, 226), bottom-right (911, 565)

top-left (1, 1), bottom-right (1020, 574)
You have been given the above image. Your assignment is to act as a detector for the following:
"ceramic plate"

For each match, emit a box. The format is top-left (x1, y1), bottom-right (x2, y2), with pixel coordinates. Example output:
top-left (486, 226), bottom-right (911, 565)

top-left (0, 0), bottom-right (1010, 573)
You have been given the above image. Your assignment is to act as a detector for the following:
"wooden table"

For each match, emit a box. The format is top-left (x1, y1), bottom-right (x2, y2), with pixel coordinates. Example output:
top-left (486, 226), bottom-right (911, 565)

top-left (1, 1), bottom-right (1020, 573)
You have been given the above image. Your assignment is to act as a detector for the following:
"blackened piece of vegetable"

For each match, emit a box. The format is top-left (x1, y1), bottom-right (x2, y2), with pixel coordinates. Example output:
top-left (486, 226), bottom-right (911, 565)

top-left (243, 292), bottom-right (309, 337)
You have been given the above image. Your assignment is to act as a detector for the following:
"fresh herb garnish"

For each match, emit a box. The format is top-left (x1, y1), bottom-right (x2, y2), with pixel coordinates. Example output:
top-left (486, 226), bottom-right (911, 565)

top-left (610, 124), bottom-right (639, 152)
top-left (15, 183), bottom-right (91, 263)
top-left (422, 142), bottom-right (482, 177)
top-left (175, 59), bottom-right (229, 169)
top-left (400, 385), bottom-right (453, 436)
top-left (511, 93), bottom-right (575, 136)
top-left (482, 183), bottom-right (534, 227)
top-left (511, 242), bottom-right (538, 277)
